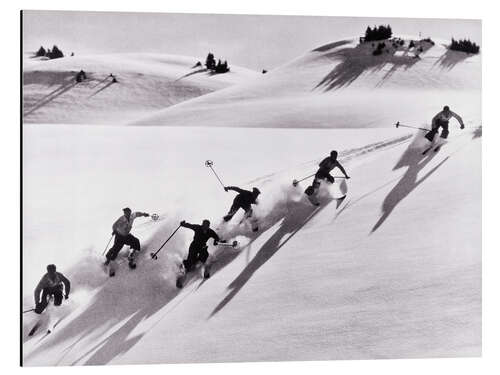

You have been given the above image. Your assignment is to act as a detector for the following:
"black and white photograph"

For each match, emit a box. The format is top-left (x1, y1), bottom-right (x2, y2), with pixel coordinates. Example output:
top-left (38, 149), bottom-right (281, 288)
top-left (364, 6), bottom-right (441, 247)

top-left (20, 8), bottom-right (482, 367)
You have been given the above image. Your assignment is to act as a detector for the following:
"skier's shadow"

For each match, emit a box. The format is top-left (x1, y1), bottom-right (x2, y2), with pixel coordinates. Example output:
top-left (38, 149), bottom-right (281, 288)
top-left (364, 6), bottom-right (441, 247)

top-left (23, 225), bottom-right (188, 366)
top-left (209, 198), bottom-right (331, 318)
top-left (371, 144), bottom-right (450, 233)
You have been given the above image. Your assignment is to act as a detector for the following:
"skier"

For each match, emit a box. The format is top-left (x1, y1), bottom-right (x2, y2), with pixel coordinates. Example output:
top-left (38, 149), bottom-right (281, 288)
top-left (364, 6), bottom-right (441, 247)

top-left (425, 105), bottom-right (465, 142)
top-left (75, 70), bottom-right (87, 83)
top-left (305, 150), bottom-right (350, 205)
top-left (178, 219), bottom-right (220, 284)
top-left (34, 264), bottom-right (70, 314)
top-left (104, 207), bottom-right (150, 274)
top-left (223, 186), bottom-right (260, 231)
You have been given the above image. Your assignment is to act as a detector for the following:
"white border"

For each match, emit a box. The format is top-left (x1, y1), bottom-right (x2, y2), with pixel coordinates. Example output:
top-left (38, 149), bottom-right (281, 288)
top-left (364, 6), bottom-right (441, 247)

top-left (3, 1), bottom-right (499, 374)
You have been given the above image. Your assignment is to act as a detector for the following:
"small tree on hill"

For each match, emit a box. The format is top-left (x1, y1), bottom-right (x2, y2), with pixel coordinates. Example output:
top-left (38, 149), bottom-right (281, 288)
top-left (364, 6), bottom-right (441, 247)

top-left (35, 46), bottom-right (46, 57)
top-left (450, 38), bottom-right (480, 54)
top-left (47, 45), bottom-right (64, 59)
top-left (205, 53), bottom-right (216, 70)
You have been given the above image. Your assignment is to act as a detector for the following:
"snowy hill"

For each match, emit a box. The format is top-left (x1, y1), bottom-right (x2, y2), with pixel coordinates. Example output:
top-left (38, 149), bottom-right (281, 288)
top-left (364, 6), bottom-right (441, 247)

top-left (132, 38), bottom-right (481, 128)
top-left (22, 36), bottom-right (481, 365)
top-left (23, 53), bottom-right (258, 124)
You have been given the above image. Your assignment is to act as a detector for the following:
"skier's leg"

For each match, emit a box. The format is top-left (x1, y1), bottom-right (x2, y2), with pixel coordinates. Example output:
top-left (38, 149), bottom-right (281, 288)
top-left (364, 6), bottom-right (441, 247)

top-left (52, 289), bottom-right (63, 306)
top-left (198, 246), bottom-right (210, 264)
top-left (105, 235), bottom-right (125, 263)
top-left (440, 123), bottom-right (449, 139)
top-left (223, 201), bottom-right (240, 222)
top-left (183, 242), bottom-right (199, 272)
top-left (35, 289), bottom-right (50, 314)
top-left (124, 234), bottom-right (141, 268)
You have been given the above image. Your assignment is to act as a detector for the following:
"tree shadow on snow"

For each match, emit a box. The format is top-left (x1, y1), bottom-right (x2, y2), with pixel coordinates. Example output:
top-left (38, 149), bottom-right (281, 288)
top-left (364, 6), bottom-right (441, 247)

top-left (314, 42), bottom-right (430, 91)
top-left (209, 198), bottom-right (332, 318)
top-left (23, 71), bottom-right (78, 117)
top-left (433, 44), bottom-right (476, 71)
top-left (371, 140), bottom-right (450, 233)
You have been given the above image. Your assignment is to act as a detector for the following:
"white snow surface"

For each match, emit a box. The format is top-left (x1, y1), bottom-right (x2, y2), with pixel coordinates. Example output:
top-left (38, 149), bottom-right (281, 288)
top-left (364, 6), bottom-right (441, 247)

top-left (22, 37), bottom-right (481, 365)
top-left (132, 38), bottom-right (481, 128)
top-left (23, 53), bottom-right (258, 125)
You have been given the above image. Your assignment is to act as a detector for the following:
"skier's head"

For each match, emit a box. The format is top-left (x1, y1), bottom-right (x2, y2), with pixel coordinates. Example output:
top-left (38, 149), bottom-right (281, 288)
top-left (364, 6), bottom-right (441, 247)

top-left (443, 105), bottom-right (450, 113)
top-left (330, 150), bottom-right (338, 160)
top-left (202, 219), bottom-right (210, 229)
top-left (252, 187), bottom-right (261, 197)
top-left (123, 207), bottom-right (132, 218)
top-left (46, 264), bottom-right (56, 274)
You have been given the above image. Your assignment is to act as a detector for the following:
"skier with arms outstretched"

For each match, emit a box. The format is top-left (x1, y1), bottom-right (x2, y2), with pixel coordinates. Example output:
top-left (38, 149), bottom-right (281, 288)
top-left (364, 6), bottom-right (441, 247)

top-left (424, 106), bottom-right (465, 150)
top-left (305, 150), bottom-right (350, 205)
top-left (177, 219), bottom-right (221, 286)
top-left (223, 186), bottom-right (260, 231)
top-left (104, 207), bottom-right (150, 275)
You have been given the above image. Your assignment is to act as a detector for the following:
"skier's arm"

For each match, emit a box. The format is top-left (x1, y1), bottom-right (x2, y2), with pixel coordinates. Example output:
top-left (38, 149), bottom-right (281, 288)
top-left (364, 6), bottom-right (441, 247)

top-left (210, 230), bottom-right (220, 245)
top-left (58, 273), bottom-right (71, 298)
top-left (135, 212), bottom-right (149, 218)
top-left (224, 186), bottom-right (245, 194)
top-left (450, 111), bottom-right (465, 129)
top-left (180, 221), bottom-right (196, 231)
top-left (33, 277), bottom-right (45, 304)
top-left (335, 161), bottom-right (349, 178)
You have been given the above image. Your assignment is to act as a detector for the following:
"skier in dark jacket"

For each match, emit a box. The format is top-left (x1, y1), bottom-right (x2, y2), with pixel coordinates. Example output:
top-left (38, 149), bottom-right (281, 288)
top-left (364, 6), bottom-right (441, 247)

top-left (425, 105), bottom-right (465, 141)
top-left (180, 219), bottom-right (220, 272)
top-left (305, 151), bottom-right (350, 205)
top-left (34, 264), bottom-right (70, 314)
top-left (315, 150), bottom-right (350, 183)
top-left (105, 207), bottom-right (150, 271)
top-left (223, 186), bottom-right (261, 222)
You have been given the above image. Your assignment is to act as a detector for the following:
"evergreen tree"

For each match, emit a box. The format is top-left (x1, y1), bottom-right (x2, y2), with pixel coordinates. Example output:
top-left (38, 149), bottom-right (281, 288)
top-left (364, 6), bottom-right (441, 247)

top-left (35, 46), bottom-right (46, 57)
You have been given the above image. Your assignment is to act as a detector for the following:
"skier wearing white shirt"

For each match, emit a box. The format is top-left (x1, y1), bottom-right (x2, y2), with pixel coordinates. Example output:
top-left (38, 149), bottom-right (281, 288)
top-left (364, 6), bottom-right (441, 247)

top-left (104, 207), bottom-right (149, 272)
top-left (425, 105), bottom-right (465, 141)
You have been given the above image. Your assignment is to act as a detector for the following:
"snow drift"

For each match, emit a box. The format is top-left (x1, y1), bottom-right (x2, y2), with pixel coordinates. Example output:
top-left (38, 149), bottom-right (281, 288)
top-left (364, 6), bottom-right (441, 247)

top-left (23, 53), bottom-right (258, 124)
top-left (132, 38), bottom-right (481, 128)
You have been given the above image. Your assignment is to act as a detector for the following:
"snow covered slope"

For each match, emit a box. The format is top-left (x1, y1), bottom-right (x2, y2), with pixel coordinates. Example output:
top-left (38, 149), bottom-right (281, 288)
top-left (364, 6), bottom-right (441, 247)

top-left (132, 38), bottom-right (481, 128)
top-left (22, 36), bottom-right (481, 365)
top-left (22, 125), bottom-right (481, 365)
top-left (23, 53), bottom-right (258, 124)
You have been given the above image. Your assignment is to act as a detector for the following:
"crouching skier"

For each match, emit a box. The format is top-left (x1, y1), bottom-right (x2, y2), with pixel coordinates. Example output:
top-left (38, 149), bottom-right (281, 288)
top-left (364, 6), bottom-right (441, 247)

top-left (104, 207), bottom-right (150, 276)
top-left (34, 264), bottom-right (71, 314)
top-left (305, 150), bottom-right (350, 206)
top-left (425, 105), bottom-right (465, 142)
top-left (223, 185), bottom-right (260, 232)
top-left (177, 219), bottom-right (221, 287)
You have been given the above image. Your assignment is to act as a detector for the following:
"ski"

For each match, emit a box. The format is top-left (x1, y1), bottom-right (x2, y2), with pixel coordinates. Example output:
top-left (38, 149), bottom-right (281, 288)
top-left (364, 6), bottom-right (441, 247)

top-left (28, 321), bottom-right (40, 336)
top-left (422, 146), bottom-right (433, 155)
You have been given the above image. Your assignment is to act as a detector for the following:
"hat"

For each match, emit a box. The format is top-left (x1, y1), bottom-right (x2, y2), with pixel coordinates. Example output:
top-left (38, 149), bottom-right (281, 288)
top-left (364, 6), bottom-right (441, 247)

top-left (122, 207), bottom-right (131, 213)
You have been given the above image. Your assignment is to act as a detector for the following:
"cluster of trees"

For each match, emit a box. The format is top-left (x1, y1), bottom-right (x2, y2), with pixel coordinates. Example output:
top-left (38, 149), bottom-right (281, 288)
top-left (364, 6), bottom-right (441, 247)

top-left (35, 45), bottom-right (64, 59)
top-left (205, 53), bottom-right (230, 73)
top-left (450, 38), bottom-right (480, 54)
top-left (364, 25), bottom-right (392, 41)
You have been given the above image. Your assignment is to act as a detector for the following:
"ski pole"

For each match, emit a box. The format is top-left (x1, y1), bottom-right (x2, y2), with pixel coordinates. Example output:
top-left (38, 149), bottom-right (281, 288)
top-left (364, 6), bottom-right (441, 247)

top-left (23, 308), bottom-right (35, 314)
top-left (395, 122), bottom-right (431, 132)
top-left (101, 234), bottom-right (114, 256)
top-left (205, 160), bottom-right (226, 190)
top-left (150, 224), bottom-right (181, 260)
top-left (293, 174), bottom-right (349, 186)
